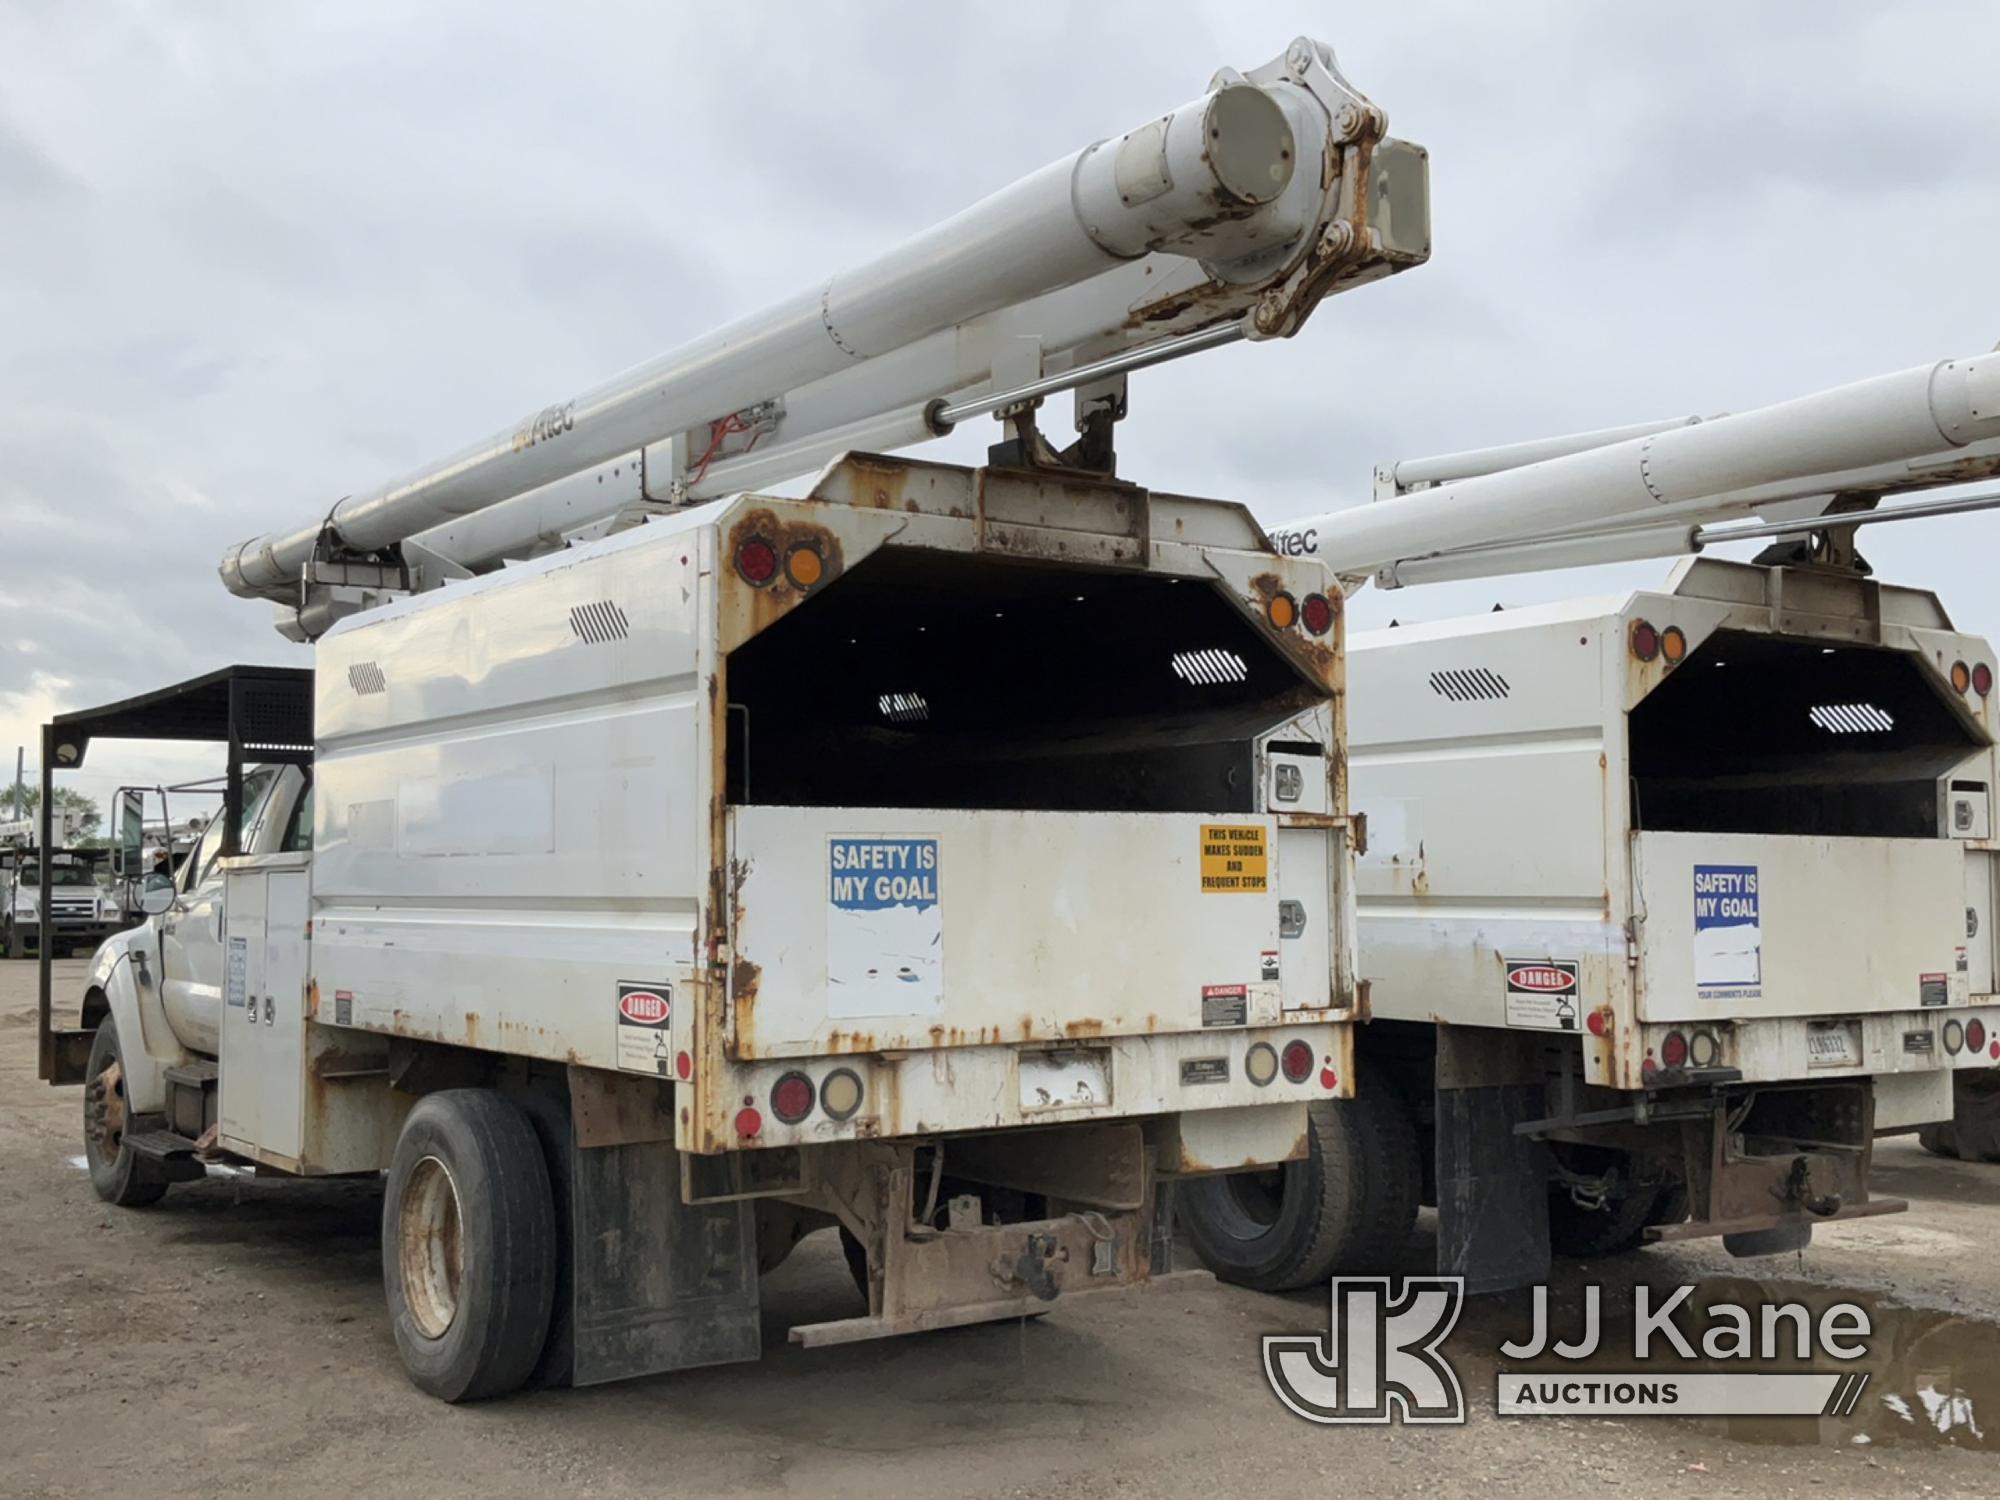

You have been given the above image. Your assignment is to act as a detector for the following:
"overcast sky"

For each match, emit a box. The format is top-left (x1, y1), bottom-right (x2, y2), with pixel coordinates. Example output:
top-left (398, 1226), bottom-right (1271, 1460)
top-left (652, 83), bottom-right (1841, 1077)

top-left (5, 1), bottom-right (1999, 813)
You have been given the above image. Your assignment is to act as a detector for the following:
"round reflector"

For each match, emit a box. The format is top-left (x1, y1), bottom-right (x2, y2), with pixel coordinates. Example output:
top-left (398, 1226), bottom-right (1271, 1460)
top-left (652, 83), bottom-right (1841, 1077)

top-left (1631, 620), bottom-right (1660, 662)
top-left (733, 1106), bottom-right (763, 1139)
top-left (1585, 1009), bottom-right (1607, 1037)
top-left (784, 542), bottom-right (825, 590)
top-left (1977, 663), bottom-right (1994, 698)
top-left (1969, 1018), bottom-right (1988, 1054)
top-left (1661, 626), bottom-right (1688, 664)
top-left (820, 1067), bottom-right (864, 1121)
top-left (1301, 593), bottom-right (1334, 636)
top-left (1267, 592), bottom-right (1298, 631)
top-left (1245, 1042), bottom-right (1279, 1087)
top-left (1945, 1020), bottom-right (1965, 1055)
top-left (736, 537), bottom-right (778, 585)
top-left (675, 1050), bottom-right (693, 1081)
top-left (1952, 660), bottom-right (1972, 694)
top-left (1661, 1030), bottom-right (1689, 1068)
top-left (1280, 1039), bottom-right (1314, 1084)
top-left (1689, 1029), bottom-right (1720, 1068)
top-left (770, 1071), bottom-right (815, 1125)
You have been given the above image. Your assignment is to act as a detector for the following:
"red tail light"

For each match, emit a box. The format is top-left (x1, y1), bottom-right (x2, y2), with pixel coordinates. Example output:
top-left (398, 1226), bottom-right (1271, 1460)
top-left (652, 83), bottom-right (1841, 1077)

top-left (736, 537), bottom-right (778, 585)
top-left (1280, 1039), bottom-right (1314, 1083)
top-left (1631, 620), bottom-right (1660, 662)
top-left (1968, 1018), bottom-right (1988, 1054)
top-left (770, 1071), bottom-right (815, 1125)
top-left (1301, 594), bottom-right (1334, 636)
top-left (1661, 1030), bottom-right (1689, 1068)
top-left (1977, 663), bottom-right (1994, 698)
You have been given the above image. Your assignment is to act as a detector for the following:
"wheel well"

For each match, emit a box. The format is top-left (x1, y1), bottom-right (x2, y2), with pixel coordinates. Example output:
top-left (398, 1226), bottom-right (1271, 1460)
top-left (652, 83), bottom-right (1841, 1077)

top-left (81, 987), bottom-right (110, 1031)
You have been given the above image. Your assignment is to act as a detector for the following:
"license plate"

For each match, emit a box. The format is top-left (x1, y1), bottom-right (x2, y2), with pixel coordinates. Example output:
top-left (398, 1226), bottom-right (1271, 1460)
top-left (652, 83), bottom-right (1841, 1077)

top-left (1806, 1024), bottom-right (1860, 1069)
top-left (1019, 1048), bottom-right (1110, 1111)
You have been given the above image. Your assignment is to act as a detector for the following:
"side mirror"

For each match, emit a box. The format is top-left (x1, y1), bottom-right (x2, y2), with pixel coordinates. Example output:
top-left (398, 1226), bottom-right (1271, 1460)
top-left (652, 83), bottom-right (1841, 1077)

top-left (140, 883), bottom-right (175, 917)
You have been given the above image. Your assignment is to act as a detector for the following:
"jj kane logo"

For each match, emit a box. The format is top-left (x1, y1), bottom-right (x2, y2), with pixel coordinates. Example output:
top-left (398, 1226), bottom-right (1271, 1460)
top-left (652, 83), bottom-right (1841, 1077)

top-left (1265, 1279), bottom-right (1877, 1424)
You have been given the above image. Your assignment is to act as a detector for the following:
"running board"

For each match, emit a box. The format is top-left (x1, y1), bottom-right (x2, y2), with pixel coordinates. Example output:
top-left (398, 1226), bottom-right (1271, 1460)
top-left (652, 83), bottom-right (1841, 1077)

top-left (121, 1128), bottom-right (211, 1183)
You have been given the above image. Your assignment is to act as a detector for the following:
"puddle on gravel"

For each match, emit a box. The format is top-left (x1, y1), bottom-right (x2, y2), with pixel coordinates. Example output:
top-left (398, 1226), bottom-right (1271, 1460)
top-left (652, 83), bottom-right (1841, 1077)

top-left (1449, 1274), bottom-right (1997, 1451)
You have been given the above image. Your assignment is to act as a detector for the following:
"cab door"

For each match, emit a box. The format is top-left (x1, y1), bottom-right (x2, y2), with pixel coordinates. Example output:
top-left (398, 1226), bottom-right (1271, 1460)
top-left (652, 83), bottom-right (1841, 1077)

top-left (161, 767), bottom-right (286, 1054)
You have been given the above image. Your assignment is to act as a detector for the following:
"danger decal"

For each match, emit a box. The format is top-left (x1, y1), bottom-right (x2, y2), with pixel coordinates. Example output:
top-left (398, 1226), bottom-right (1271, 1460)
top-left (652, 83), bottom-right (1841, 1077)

top-left (1504, 958), bottom-right (1581, 1031)
top-left (615, 981), bottom-right (674, 1075)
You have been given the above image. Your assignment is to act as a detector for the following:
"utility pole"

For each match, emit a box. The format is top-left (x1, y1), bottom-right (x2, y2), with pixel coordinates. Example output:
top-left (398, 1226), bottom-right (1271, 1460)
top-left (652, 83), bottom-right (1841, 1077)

top-left (12, 747), bottom-right (21, 825)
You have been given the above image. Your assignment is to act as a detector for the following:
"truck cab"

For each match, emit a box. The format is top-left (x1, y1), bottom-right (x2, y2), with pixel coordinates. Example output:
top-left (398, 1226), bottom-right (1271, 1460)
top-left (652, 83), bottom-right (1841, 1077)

top-left (3, 849), bottom-right (123, 959)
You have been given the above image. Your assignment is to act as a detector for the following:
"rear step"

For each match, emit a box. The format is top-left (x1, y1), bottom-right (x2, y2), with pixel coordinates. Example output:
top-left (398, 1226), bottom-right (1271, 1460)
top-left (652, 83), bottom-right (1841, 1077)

top-left (121, 1129), bottom-right (210, 1183)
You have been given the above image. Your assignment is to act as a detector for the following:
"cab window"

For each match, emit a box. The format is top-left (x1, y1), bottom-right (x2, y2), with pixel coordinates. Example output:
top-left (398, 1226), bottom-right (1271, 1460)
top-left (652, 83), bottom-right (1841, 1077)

top-left (189, 766), bottom-right (282, 890)
top-left (281, 782), bottom-right (314, 853)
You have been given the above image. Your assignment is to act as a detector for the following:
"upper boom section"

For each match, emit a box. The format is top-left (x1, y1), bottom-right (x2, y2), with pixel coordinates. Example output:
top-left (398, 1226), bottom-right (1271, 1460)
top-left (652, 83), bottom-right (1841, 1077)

top-left (221, 37), bottom-right (1430, 632)
top-left (1273, 350), bottom-right (2000, 588)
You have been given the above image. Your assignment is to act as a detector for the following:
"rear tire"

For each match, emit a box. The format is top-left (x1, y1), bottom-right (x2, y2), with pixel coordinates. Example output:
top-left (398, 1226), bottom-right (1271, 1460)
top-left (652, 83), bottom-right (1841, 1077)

top-left (1920, 1077), bottom-right (2000, 1163)
top-left (383, 1090), bottom-right (557, 1403)
top-left (1178, 1085), bottom-right (1422, 1292)
top-left (82, 1017), bottom-right (167, 1207)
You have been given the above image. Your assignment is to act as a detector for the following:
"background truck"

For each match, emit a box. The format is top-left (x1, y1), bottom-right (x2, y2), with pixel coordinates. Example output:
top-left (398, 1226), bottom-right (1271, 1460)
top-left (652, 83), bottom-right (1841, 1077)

top-left (1180, 347), bottom-right (2000, 1291)
top-left (40, 35), bottom-right (1421, 1402)
top-left (1184, 556), bottom-right (2000, 1291)
top-left (2, 844), bottom-right (122, 959)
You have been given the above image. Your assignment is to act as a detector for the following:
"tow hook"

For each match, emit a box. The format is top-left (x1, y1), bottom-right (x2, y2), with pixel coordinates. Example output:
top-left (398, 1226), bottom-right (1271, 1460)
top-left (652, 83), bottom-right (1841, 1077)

top-left (1780, 1155), bottom-right (1843, 1218)
top-left (997, 1232), bottom-right (1065, 1302)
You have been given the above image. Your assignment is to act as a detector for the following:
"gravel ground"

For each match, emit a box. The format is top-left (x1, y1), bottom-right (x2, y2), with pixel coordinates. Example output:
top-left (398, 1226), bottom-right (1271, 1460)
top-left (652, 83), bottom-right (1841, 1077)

top-left (4, 957), bottom-right (1997, 1498)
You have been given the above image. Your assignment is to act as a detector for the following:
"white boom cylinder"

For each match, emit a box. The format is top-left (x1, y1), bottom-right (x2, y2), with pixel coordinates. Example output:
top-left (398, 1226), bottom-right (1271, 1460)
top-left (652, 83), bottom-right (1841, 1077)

top-left (1381, 415), bottom-right (1703, 492)
top-left (221, 81), bottom-right (1304, 600)
top-left (1302, 353), bottom-right (2000, 579)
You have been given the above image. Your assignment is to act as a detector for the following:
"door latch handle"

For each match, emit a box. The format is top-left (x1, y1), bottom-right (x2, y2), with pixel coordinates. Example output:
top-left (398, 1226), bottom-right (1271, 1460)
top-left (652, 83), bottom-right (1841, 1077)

top-left (1278, 899), bottom-right (1307, 938)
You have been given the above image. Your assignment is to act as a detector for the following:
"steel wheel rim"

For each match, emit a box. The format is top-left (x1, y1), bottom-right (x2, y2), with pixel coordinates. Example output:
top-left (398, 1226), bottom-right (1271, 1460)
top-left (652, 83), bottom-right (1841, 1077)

top-left (398, 1154), bottom-right (465, 1340)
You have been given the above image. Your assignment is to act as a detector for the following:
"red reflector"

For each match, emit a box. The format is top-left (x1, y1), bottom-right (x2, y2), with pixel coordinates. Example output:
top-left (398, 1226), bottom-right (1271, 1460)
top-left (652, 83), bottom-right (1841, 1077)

top-left (1301, 593), bottom-right (1334, 636)
top-left (1280, 1039), bottom-right (1314, 1083)
top-left (1661, 1031), bottom-right (1689, 1068)
top-left (1641, 1055), bottom-right (1658, 1079)
top-left (1978, 663), bottom-right (1994, 698)
top-left (1631, 620), bottom-right (1660, 662)
top-left (675, 1049), bottom-right (693, 1081)
top-left (1318, 1065), bottom-right (1338, 1091)
top-left (734, 1106), bottom-right (763, 1139)
top-left (1991, 1040), bottom-right (1999, 1061)
top-left (1969, 1018), bottom-right (1988, 1054)
top-left (770, 1071), bottom-right (815, 1125)
top-left (1585, 1010), bottom-right (1607, 1037)
top-left (736, 537), bottom-right (778, 585)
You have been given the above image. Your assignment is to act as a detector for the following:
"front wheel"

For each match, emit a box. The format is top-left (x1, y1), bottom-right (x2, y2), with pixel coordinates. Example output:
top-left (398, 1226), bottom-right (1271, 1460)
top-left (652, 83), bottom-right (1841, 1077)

top-left (82, 1016), bottom-right (167, 1207)
top-left (383, 1090), bottom-right (558, 1403)
top-left (1178, 1087), bottom-right (1423, 1292)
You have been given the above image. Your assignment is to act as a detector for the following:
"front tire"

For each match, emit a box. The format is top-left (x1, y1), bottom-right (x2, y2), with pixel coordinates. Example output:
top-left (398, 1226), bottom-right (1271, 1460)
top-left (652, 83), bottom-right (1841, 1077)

top-left (82, 1017), bottom-right (167, 1207)
top-left (1178, 1086), bottom-right (1422, 1293)
top-left (383, 1090), bottom-right (557, 1403)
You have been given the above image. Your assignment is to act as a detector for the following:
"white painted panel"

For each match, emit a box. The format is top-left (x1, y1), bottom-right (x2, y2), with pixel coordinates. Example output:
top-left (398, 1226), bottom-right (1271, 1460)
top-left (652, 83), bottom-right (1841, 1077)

top-left (1633, 831), bottom-right (1966, 1021)
top-left (729, 806), bottom-right (1318, 1059)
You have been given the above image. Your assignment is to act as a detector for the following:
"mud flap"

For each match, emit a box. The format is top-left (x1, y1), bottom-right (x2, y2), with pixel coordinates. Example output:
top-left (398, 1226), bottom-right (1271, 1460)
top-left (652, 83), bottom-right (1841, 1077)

top-left (1433, 1026), bottom-right (1549, 1294)
top-left (566, 1137), bottom-right (762, 1385)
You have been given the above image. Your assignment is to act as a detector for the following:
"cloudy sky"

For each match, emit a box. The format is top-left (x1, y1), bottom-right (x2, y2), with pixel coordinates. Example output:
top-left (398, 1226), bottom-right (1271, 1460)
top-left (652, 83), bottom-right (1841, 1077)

top-left (5, 1), bottom-right (1998, 813)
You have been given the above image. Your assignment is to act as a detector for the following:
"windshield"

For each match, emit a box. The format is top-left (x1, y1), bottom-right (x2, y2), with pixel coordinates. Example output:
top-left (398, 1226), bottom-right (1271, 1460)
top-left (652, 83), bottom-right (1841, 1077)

top-left (19, 865), bottom-right (93, 888)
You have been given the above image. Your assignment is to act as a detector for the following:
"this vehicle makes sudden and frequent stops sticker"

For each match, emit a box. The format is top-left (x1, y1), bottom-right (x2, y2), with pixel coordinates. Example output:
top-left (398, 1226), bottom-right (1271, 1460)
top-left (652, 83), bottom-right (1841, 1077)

top-left (615, 982), bottom-right (674, 1074)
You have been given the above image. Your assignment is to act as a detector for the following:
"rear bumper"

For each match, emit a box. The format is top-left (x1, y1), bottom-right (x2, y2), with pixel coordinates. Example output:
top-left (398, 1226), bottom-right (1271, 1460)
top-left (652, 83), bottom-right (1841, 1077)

top-left (1627, 1006), bottom-right (2000, 1090)
top-left (681, 1022), bottom-right (1353, 1154)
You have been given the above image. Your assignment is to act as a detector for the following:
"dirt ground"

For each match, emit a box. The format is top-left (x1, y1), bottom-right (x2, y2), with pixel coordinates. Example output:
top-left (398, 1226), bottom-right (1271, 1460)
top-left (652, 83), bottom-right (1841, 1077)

top-left (4, 958), bottom-right (1999, 1498)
